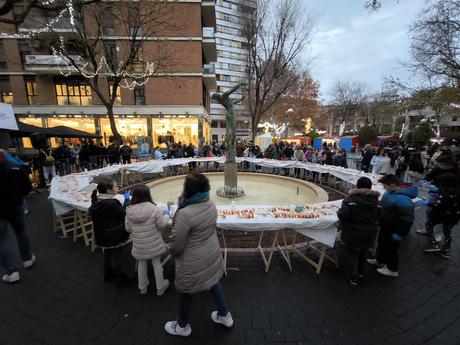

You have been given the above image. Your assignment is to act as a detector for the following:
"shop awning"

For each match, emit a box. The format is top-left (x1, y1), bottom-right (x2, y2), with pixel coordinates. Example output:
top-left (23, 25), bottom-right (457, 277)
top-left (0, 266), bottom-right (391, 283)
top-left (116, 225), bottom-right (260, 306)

top-left (47, 126), bottom-right (101, 139)
top-left (11, 122), bottom-right (101, 139)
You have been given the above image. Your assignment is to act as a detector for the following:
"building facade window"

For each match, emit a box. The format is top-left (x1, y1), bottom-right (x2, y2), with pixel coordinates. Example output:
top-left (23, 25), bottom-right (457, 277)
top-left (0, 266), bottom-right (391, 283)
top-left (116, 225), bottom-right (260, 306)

top-left (106, 44), bottom-right (118, 67)
top-left (134, 86), bottom-right (145, 105)
top-left (103, 27), bottom-right (115, 36)
top-left (0, 43), bottom-right (6, 70)
top-left (25, 78), bottom-right (38, 105)
top-left (55, 79), bottom-right (92, 106)
top-left (108, 84), bottom-right (121, 105)
top-left (0, 91), bottom-right (13, 103)
top-left (129, 26), bottom-right (142, 36)
top-left (0, 77), bottom-right (13, 103)
top-left (18, 42), bottom-right (31, 69)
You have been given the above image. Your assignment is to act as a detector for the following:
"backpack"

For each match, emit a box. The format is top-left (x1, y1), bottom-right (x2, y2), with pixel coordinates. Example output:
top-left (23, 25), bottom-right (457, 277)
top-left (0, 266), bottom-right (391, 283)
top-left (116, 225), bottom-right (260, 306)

top-left (41, 149), bottom-right (55, 166)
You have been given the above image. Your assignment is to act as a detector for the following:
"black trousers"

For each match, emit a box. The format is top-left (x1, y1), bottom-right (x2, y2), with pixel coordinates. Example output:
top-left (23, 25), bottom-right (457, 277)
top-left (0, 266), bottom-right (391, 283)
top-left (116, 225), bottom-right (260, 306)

top-left (376, 230), bottom-right (400, 272)
top-left (341, 244), bottom-right (367, 277)
top-left (103, 247), bottom-right (123, 275)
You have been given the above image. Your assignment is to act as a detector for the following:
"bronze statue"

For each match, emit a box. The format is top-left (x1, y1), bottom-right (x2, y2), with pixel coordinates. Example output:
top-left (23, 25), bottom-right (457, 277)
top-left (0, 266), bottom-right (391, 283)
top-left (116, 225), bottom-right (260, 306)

top-left (212, 84), bottom-right (245, 197)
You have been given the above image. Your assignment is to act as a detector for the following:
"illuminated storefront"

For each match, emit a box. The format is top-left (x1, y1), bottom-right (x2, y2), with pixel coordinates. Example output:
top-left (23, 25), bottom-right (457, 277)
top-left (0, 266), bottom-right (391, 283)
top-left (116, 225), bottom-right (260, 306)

top-left (19, 117), bottom-right (43, 148)
top-left (16, 114), bottom-right (211, 150)
top-left (100, 117), bottom-right (148, 147)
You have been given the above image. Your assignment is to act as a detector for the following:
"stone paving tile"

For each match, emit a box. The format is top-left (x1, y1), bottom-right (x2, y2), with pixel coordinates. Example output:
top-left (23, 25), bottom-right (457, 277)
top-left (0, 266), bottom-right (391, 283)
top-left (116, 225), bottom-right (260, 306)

top-left (0, 191), bottom-right (460, 345)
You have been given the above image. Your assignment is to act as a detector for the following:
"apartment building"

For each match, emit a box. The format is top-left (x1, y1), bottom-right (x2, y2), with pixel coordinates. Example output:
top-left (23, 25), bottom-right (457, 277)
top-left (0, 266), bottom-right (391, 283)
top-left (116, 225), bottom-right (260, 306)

top-left (211, 0), bottom-right (252, 142)
top-left (0, 0), bottom-right (218, 149)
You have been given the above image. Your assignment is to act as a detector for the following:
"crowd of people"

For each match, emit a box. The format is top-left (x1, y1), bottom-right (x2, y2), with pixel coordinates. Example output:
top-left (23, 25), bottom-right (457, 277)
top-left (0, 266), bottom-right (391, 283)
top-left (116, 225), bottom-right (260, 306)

top-left (36, 139), bottom-right (135, 185)
top-left (1, 136), bottom-right (459, 336)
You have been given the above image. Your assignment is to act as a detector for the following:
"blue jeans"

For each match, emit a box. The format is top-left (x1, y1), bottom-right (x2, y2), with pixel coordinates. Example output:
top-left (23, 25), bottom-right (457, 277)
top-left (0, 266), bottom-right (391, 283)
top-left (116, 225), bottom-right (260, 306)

top-left (59, 160), bottom-right (72, 176)
top-left (178, 281), bottom-right (229, 327)
top-left (0, 204), bottom-right (32, 274)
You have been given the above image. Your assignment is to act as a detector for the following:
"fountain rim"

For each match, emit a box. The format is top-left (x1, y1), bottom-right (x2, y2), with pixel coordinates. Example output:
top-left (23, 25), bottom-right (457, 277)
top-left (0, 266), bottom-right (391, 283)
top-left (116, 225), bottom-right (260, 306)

top-left (146, 172), bottom-right (329, 204)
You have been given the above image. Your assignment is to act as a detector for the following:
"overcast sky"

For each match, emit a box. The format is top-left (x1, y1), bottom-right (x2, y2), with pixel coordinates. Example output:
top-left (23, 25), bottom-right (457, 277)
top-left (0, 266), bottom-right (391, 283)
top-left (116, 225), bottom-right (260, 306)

top-left (304, 0), bottom-right (427, 103)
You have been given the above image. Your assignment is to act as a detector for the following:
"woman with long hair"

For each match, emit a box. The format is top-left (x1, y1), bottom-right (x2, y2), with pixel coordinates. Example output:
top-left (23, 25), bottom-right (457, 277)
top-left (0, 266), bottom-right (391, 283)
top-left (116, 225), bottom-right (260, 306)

top-left (89, 179), bottom-right (130, 283)
top-left (164, 173), bottom-right (233, 337)
top-left (125, 185), bottom-right (170, 295)
top-left (374, 151), bottom-right (398, 175)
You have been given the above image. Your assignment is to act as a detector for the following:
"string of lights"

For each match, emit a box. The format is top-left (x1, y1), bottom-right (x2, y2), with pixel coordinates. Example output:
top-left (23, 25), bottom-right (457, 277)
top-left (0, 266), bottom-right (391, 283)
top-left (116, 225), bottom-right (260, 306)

top-left (0, 0), bottom-right (74, 39)
top-left (1, 0), bottom-right (158, 90)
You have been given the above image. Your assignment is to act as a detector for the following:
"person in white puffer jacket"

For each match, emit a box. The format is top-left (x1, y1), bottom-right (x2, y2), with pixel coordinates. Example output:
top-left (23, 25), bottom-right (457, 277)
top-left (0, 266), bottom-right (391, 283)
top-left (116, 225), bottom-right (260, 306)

top-left (125, 185), bottom-right (170, 295)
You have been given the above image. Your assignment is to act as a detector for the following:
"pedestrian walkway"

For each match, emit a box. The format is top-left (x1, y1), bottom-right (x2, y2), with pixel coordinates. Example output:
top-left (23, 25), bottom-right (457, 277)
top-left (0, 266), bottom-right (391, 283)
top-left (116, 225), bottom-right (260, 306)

top-left (1, 191), bottom-right (460, 345)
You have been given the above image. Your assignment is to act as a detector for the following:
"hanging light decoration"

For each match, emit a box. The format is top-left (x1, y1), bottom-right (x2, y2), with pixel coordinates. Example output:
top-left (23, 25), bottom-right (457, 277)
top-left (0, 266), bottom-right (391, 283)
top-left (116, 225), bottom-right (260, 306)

top-left (1, 0), bottom-right (158, 89)
top-left (0, 0), bottom-right (74, 39)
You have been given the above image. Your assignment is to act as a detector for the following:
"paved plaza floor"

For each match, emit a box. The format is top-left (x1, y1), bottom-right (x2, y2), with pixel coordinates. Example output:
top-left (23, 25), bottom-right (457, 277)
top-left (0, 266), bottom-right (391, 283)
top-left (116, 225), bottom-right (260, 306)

top-left (1, 190), bottom-right (460, 345)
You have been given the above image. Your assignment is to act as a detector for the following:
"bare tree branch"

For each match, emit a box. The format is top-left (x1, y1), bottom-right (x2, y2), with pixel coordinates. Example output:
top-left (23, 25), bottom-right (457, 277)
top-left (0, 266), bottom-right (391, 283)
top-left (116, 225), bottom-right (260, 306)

top-left (241, 0), bottom-right (314, 140)
top-left (44, 0), bottom-right (180, 143)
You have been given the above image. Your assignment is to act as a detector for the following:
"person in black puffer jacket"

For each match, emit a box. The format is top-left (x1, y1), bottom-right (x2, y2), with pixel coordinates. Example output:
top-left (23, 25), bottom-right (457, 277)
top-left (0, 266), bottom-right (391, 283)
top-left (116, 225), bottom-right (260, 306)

top-left (423, 173), bottom-right (460, 259)
top-left (424, 154), bottom-right (460, 188)
top-left (89, 179), bottom-right (130, 283)
top-left (338, 177), bottom-right (380, 285)
top-left (0, 149), bottom-right (35, 283)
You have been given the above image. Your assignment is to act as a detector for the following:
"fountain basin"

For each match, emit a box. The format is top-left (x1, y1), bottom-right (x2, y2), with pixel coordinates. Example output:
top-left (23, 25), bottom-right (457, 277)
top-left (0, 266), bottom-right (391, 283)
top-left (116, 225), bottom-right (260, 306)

top-left (147, 172), bottom-right (328, 206)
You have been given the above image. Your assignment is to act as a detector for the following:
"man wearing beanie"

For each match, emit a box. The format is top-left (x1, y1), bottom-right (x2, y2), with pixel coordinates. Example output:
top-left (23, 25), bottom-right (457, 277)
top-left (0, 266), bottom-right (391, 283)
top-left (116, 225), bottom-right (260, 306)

top-left (337, 177), bottom-right (380, 285)
top-left (367, 174), bottom-right (418, 277)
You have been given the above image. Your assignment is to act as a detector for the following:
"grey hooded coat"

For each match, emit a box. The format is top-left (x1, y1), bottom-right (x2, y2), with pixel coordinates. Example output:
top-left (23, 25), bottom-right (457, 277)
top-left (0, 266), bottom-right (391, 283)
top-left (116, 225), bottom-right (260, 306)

top-left (170, 199), bottom-right (224, 294)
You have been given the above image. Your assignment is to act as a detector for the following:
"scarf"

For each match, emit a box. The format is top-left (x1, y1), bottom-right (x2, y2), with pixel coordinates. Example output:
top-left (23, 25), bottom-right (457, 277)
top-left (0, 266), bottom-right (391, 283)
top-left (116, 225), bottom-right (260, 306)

top-left (178, 191), bottom-right (210, 211)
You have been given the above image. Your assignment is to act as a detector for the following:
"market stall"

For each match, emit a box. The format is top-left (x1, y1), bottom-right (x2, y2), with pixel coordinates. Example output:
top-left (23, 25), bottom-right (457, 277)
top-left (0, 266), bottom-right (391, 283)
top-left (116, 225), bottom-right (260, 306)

top-left (338, 136), bottom-right (359, 152)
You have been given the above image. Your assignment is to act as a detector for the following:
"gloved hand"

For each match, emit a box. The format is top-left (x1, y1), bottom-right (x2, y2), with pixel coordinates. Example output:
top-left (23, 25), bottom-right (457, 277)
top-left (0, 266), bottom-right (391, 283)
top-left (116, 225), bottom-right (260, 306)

top-left (391, 233), bottom-right (402, 241)
top-left (163, 209), bottom-right (171, 216)
top-left (124, 190), bottom-right (131, 201)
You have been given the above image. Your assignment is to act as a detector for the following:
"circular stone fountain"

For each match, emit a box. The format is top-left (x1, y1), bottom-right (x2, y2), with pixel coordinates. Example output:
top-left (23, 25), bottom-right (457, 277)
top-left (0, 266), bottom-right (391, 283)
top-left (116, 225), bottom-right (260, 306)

top-left (148, 172), bottom-right (328, 206)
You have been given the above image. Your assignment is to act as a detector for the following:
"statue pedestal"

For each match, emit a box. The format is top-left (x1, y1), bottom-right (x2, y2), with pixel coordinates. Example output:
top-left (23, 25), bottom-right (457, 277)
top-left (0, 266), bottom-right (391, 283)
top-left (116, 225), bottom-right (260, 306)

top-left (224, 162), bottom-right (237, 189)
top-left (216, 162), bottom-right (245, 198)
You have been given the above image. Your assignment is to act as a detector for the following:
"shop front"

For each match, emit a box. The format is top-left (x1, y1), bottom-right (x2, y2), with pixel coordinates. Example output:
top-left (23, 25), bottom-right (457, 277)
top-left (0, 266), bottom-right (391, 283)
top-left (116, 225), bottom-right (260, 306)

top-left (17, 114), bottom-right (211, 150)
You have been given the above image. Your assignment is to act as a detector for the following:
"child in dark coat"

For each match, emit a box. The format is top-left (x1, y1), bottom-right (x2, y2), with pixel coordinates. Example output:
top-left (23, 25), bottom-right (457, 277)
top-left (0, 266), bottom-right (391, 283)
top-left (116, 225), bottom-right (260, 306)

top-left (338, 177), bottom-right (380, 285)
top-left (89, 179), bottom-right (130, 283)
top-left (423, 173), bottom-right (460, 259)
top-left (367, 174), bottom-right (418, 277)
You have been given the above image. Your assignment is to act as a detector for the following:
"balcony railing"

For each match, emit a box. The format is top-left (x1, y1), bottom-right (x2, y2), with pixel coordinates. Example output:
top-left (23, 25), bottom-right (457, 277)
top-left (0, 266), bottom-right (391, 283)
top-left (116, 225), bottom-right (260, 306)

top-left (203, 27), bottom-right (215, 39)
top-left (18, 15), bottom-right (81, 33)
top-left (203, 64), bottom-right (215, 75)
top-left (24, 55), bottom-right (85, 69)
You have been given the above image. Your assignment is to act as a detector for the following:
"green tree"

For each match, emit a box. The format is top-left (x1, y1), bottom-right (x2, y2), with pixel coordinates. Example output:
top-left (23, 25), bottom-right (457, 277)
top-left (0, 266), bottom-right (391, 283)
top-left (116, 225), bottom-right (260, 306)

top-left (359, 125), bottom-right (378, 144)
top-left (406, 124), bottom-right (435, 144)
top-left (307, 129), bottom-right (321, 140)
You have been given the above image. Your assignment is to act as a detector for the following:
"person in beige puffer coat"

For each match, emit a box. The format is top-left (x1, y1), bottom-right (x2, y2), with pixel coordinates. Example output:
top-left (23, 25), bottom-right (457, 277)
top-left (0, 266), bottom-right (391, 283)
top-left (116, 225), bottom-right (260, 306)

top-left (164, 173), bottom-right (233, 337)
top-left (125, 185), bottom-right (170, 296)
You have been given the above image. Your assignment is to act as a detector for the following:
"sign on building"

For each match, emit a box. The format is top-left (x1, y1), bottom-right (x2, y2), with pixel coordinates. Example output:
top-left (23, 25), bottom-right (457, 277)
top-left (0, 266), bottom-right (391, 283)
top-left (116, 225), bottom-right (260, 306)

top-left (0, 103), bottom-right (18, 130)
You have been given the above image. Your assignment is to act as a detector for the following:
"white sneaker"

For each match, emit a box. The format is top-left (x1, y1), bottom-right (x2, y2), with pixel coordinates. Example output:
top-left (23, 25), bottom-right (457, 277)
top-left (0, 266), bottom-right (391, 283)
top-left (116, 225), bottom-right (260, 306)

top-left (139, 286), bottom-right (148, 295)
top-left (2, 271), bottom-right (20, 283)
top-left (164, 321), bottom-right (191, 337)
top-left (157, 279), bottom-right (169, 296)
top-left (366, 258), bottom-right (384, 268)
top-left (211, 311), bottom-right (234, 328)
top-left (377, 266), bottom-right (399, 277)
top-left (23, 255), bottom-right (36, 269)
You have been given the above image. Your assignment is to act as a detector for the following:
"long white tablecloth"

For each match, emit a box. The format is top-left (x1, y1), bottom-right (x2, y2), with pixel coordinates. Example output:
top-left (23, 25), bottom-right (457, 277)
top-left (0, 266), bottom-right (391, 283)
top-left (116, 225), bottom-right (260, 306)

top-left (49, 157), bottom-right (387, 247)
